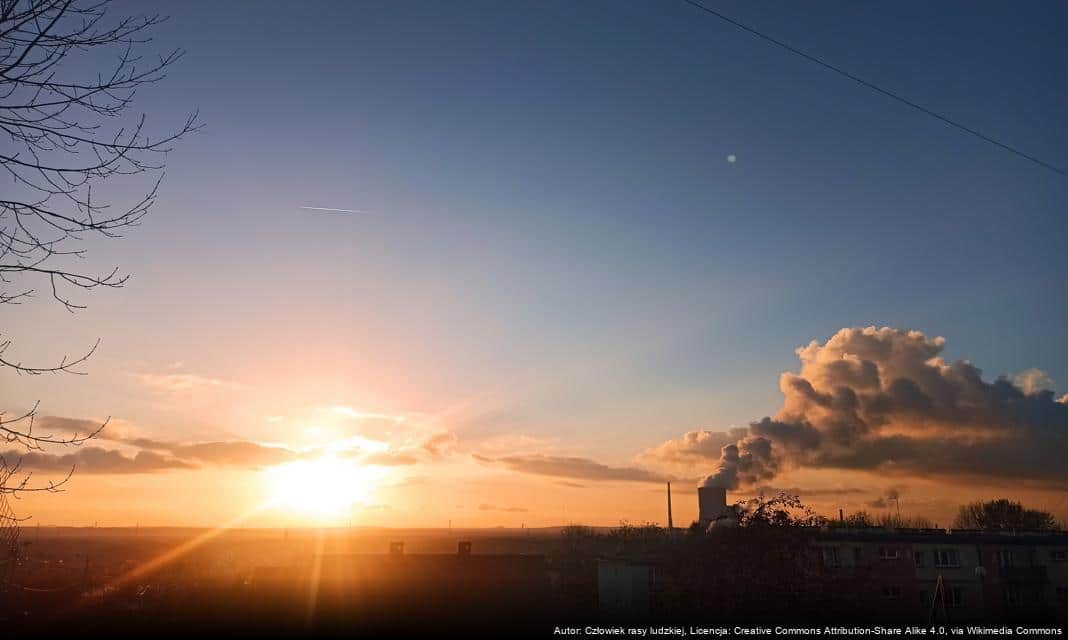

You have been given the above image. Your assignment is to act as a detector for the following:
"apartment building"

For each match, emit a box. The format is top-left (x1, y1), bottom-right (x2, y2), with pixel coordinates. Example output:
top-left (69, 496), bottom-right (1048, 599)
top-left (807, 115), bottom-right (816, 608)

top-left (814, 528), bottom-right (1068, 621)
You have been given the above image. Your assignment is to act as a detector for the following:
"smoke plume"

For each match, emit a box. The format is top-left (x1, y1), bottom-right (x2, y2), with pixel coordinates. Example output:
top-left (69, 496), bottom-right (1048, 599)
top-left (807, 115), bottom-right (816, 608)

top-left (700, 436), bottom-right (779, 488)
top-left (647, 327), bottom-right (1068, 490)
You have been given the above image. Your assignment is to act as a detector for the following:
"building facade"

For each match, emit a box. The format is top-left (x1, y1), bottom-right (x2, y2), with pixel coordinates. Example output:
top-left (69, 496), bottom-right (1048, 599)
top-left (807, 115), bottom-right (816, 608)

top-left (813, 528), bottom-right (1068, 622)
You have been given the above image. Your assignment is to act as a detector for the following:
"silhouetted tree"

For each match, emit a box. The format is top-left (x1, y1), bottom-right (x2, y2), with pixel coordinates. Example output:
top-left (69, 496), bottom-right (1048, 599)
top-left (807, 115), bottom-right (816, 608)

top-left (0, 0), bottom-right (196, 533)
top-left (664, 494), bottom-right (834, 621)
top-left (840, 510), bottom-right (876, 527)
top-left (953, 498), bottom-right (1058, 531)
top-left (731, 492), bottom-right (826, 528)
top-left (607, 520), bottom-right (668, 555)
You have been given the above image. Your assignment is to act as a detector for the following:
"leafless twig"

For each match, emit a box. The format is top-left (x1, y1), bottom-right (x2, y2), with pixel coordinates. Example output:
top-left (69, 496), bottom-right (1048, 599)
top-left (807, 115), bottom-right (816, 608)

top-left (0, 0), bottom-right (195, 546)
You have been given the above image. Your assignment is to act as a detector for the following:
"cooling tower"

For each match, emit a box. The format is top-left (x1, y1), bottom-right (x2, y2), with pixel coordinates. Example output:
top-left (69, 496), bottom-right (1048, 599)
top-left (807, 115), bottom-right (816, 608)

top-left (697, 486), bottom-right (727, 525)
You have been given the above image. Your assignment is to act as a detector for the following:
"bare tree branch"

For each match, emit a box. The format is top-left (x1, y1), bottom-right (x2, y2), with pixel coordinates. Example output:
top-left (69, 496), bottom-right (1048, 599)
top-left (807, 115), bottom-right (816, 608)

top-left (0, 0), bottom-right (195, 543)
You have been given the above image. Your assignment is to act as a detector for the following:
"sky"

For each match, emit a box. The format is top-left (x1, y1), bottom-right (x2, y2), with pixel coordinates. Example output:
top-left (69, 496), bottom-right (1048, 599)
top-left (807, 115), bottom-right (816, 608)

top-left (3, 0), bottom-right (1067, 528)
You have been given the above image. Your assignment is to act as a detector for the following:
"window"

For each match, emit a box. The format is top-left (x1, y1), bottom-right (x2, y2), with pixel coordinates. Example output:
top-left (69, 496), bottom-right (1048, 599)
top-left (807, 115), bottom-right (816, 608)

top-left (881, 585), bottom-right (902, 599)
top-left (935, 549), bottom-right (961, 568)
top-left (853, 547), bottom-right (863, 565)
top-left (914, 551), bottom-right (927, 568)
top-left (823, 547), bottom-right (841, 568)
top-left (946, 586), bottom-right (964, 608)
top-left (997, 549), bottom-right (1015, 568)
top-left (1007, 586), bottom-right (1045, 606)
top-left (1051, 549), bottom-right (1068, 562)
top-left (879, 547), bottom-right (901, 561)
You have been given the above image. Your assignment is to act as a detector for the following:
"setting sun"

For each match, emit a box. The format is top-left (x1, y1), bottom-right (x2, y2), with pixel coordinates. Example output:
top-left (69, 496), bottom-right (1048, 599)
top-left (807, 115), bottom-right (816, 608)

top-left (265, 455), bottom-right (380, 518)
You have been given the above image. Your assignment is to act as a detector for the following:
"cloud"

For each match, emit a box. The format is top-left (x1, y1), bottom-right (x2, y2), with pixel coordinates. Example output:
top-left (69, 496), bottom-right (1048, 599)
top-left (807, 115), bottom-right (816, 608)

top-left (17, 413), bottom-right (433, 476)
top-left (10, 416), bottom-right (295, 471)
top-left (638, 428), bottom-right (748, 467)
top-left (331, 406), bottom-right (405, 422)
top-left (473, 453), bottom-right (673, 484)
top-left (421, 431), bottom-right (458, 458)
top-left (753, 485), bottom-right (867, 498)
top-left (2, 447), bottom-right (194, 474)
top-left (156, 437), bottom-right (423, 469)
top-left (299, 206), bottom-right (363, 214)
top-left (646, 327), bottom-right (1068, 489)
top-left (478, 503), bottom-right (529, 513)
top-left (1014, 369), bottom-right (1055, 395)
top-left (139, 372), bottom-right (226, 392)
top-left (168, 441), bottom-right (296, 467)
top-left (4, 437), bottom-right (295, 473)
top-left (28, 415), bottom-right (108, 440)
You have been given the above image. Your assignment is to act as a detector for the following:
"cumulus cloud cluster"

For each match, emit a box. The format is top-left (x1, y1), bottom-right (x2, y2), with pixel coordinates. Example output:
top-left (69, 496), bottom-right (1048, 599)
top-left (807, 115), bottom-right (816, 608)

top-left (645, 327), bottom-right (1068, 489)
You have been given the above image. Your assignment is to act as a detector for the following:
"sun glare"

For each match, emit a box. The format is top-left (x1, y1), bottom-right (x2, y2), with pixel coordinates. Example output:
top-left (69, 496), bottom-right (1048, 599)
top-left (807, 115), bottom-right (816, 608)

top-left (265, 455), bottom-right (380, 519)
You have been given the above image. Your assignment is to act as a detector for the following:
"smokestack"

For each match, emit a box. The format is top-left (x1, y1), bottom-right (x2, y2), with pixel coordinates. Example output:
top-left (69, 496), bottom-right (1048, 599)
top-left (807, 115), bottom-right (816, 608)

top-left (697, 486), bottom-right (727, 526)
top-left (667, 482), bottom-right (673, 530)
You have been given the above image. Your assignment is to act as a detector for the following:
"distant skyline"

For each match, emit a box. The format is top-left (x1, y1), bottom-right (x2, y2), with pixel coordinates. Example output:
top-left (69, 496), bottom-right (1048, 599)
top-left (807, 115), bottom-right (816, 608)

top-left (4, 0), bottom-right (1067, 528)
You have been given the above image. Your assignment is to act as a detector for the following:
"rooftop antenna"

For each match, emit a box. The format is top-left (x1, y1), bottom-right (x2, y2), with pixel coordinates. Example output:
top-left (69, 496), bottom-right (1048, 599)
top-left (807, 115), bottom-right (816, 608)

top-left (667, 482), bottom-right (674, 531)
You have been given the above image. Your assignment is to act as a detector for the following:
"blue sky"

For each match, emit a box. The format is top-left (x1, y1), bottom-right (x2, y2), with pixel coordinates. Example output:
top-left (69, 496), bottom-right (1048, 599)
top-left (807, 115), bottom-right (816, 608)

top-left (146, 0), bottom-right (1067, 420)
top-left (5, 1), bottom-right (1067, 525)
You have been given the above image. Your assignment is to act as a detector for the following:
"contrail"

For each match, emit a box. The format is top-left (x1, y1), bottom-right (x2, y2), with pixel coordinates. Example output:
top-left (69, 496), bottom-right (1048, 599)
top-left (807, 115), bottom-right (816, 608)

top-left (299, 206), bottom-right (364, 214)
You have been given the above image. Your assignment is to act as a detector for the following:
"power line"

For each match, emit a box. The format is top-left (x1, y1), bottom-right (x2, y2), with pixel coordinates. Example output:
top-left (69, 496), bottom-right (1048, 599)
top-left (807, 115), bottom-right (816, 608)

top-left (679, 0), bottom-right (1068, 178)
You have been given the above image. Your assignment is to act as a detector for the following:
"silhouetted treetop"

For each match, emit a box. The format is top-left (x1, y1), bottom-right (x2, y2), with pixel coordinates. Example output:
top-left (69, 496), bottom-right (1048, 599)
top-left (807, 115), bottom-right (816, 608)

top-left (953, 498), bottom-right (1059, 531)
top-left (730, 493), bottom-right (825, 528)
